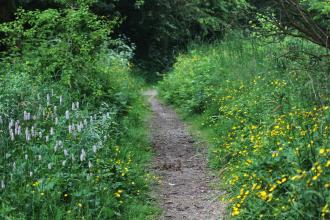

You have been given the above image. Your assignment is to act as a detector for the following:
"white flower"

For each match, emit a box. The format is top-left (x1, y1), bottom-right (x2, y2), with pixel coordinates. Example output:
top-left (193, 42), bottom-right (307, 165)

top-left (84, 119), bottom-right (88, 126)
top-left (1, 180), bottom-right (5, 189)
top-left (50, 127), bottom-right (55, 136)
top-left (51, 89), bottom-right (54, 97)
top-left (47, 93), bottom-right (51, 106)
top-left (45, 135), bottom-right (49, 143)
top-left (65, 110), bottom-right (70, 120)
top-left (88, 161), bottom-right (93, 168)
top-left (55, 117), bottom-right (59, 125)
top-left (72, 102), bottom-right (75, 110)
top-left (25, 128), bottom-right (31, 142)
top-left (48, 163), bottom-right (52, 170)
top-left (76, 101), bottom-right (79, 109)
top-left (68, 125), bottom-right (72, 134)
top-left (38, 155), bottom-right (42, 160)
top-left (39, 131), bottom-right (43, 138)
top-left (29, 171), bottom-right (33, 177)
top-left (9, 119), bottom-right (14, 129)
top-left (9, 129), bottom-right (14, 141)
top-left (80, 149), bottom-right (86, 161)
top-left (59, 96), bottom-right (63, 105)
top-left (23, 111), bottom-right (27, 121)
top-left (64, 149), bottom-right (69, 157)
top-left (62, 160), bottom-right (66, 166)
top-left (31, 126), bottom-right (35, 137)
top-left (92, 145), bottom-right (97, 153)
top-left (25, 154), bottom-right (28, 160)
top-left (13, 162), bottom-right (16, 170)
top-left (53, 106), bottom-right (57, 115)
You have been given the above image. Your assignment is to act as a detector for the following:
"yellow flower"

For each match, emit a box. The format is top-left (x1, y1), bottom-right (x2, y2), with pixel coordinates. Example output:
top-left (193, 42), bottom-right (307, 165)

top-left (231, 206), bottom-right (240, 216)
top-left (258, 191), bottom-right (268, 201)
top-left (319, 148), bottom-right (326, 155)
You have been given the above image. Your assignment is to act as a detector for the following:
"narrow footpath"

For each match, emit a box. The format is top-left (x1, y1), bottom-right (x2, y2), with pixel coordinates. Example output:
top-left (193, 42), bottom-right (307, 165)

top-left (144, 89), bottom-right (225, 220)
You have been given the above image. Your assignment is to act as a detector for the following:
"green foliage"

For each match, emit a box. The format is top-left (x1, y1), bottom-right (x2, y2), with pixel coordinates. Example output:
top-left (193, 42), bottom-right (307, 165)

top-left (0, 3), bottom-right (156, 219)
top-left (159, 34), bottom-right (329, 219)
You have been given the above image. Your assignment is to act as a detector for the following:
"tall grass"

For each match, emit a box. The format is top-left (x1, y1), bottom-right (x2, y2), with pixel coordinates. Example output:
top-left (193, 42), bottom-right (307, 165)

top-left (159, 33), bottom-right (330, 219)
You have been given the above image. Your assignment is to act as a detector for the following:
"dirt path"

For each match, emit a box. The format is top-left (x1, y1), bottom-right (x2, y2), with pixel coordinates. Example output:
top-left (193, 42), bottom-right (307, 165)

top-left (144, 89), bottom-right (225, 220)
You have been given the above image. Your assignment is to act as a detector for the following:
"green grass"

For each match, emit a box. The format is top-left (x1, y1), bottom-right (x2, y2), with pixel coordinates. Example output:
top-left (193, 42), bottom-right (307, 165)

top-left (159, 33), bottom-right (330, 219)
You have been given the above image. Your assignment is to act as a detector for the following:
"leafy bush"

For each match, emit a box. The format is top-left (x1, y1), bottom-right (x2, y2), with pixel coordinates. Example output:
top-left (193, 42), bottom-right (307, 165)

top-left (159, 34), bottom-right (329, 219)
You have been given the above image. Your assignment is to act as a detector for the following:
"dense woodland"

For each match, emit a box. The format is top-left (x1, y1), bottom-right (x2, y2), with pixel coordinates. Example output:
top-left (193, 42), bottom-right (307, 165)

top-left (0, 0), bottom-right (329, 219)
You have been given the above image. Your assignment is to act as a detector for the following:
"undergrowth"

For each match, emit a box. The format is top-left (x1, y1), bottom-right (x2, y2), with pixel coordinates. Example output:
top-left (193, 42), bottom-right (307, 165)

top-left (159, 33), bottom-right (330, 220)
top-left (0, 5), bottom-right (157, 219)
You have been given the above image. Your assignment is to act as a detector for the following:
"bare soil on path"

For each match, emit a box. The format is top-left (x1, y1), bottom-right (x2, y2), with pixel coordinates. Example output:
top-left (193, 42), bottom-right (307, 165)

top-left (144, 89), bottom-right (225, 220)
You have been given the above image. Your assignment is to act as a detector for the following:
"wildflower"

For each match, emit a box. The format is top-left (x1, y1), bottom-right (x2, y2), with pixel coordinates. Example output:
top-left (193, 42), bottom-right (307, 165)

top-left (25, 154), bottom-right (28, 160)
top-left (76, 101), bottom-right (79, 109)
top-left (77, 203), bottom-right (82, 207)
top-left (8, 119), bottom-right (14, 129)
top-left (231, 206), bottom-right (240, 216)
top-left (68, 125), bottom-right (72, 134)
top-left (72, 102), bottom-right (75, 110)
top-left (80, 149), bottom-right (86, 161)
top-left (59, 96), bottom-right (63, 105)
top-left (92, 145), bottom-right (97, 153)
top-left (62, 160), bottom-right (66, 166)
top-left (29, 171), bottom-right (33, 177)
top-left (88, 161), bottom-right (93, 168)
top-left (40, 192), bottom-right (45, 196)
top-left (45, 135), bottom-right (49, 142)
top-left (322, 204), bottom-right (329, 219)
top-left (1, 180), bottom-right (5, 189)
top-left (53, 106), bottom-right (57, 115)
top-left (55, 117), bottom-right (59, 125)
top-left (84, 119), bottom-right (88, 126)
top-left (50, 127), bottom-right (54, 136)
top-left (47, 94), bottom-right (51, 106)
top-left (38, 155), bottom-right (42, 161)
top-left (25, 128), bottom-right (31, 142)
top-left (64, 149), bottom-right (69, 157)
top-left (319, 148), bottom-right (326, 155)
top-left (39, 131), bottom-right (43, 138)
top-left (13, 162), bottom-right (16, 170)
top-left (31, 126), bottom-right (35, 137)
top-left (48, 163), bottom-right (52, 170)
top-left (65, 110), bottom-right (70, 120)
top-left (9, 129), bottom-right (15, 141)
top-left (14, 120), bottom-right (20, 135)
top-left (258, 191), bottom-right (268, 201)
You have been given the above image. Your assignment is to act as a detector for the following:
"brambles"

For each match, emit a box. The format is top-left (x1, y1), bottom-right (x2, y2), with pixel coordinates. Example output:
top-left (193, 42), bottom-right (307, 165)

top-left (159, 35), bottom-right (329, 219)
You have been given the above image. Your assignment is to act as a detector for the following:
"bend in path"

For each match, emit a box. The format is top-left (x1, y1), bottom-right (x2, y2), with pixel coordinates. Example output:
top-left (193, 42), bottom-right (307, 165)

top-left (144, 89), bottom-right (226, 220)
